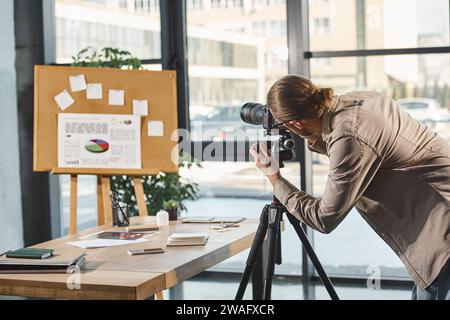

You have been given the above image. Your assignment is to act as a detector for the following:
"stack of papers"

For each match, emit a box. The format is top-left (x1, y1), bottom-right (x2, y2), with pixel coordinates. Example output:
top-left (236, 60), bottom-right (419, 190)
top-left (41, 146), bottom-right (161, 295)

top-left (0, 248), bottom-right (86, 274)
top-left (167, 233), bottom-right (209, 247)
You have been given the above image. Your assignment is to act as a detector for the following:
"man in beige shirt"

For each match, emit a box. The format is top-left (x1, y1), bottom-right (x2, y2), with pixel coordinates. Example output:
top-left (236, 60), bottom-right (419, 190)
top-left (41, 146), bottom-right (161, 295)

top-left (251, 75), bottom-right (450, 300)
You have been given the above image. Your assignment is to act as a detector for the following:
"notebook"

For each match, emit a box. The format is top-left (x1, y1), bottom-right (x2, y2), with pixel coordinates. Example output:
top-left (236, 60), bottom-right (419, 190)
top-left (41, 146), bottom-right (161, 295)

top-left (181, 217), bottom-right (246, 224)
top-left (5, 248), bottom-right (54, 259)
top-left (167, 233), bottom-right (209, 247)
top-left (0, 248), bottom-right (84, 266)
top-left (0, 248), bottom-right (86, 274)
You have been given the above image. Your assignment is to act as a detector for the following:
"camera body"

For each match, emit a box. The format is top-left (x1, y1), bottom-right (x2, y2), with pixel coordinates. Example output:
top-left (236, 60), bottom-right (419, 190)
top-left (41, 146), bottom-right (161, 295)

top-left (240, 102), bottom-right (295, 166)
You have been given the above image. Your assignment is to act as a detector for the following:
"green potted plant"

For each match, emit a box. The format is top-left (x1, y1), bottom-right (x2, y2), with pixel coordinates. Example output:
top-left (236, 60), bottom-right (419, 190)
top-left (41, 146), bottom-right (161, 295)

top-left (71, 47), bottom-right (202, 216)
top-left (163, 200), bottom-right (180, 221)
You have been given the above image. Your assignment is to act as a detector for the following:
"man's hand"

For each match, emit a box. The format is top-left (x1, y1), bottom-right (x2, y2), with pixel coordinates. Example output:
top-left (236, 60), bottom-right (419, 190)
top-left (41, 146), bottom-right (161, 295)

top-left (250, 143), bottom-right (282, 185)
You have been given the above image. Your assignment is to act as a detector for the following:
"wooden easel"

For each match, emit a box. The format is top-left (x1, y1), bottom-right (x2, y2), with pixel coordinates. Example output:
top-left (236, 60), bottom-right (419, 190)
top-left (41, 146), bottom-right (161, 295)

top-left (68, 175), bottom-right (149, 235)
top-left (34, 66), bottom-right (178, 302)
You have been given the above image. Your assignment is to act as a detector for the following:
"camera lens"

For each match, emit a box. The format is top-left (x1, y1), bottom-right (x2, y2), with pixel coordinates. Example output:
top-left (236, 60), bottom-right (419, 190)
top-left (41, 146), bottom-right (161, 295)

top-left (282, 138), bottom-right (295, 150)
top-left (240, 102), bottom-right (266, 125)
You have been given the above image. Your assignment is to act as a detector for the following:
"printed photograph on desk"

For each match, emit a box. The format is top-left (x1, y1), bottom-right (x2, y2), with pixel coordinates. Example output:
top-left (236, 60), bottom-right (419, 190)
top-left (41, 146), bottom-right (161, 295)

top-left (98, 231), bottom-right (148, 240)
top-left (83, 231), bottom-right (152, 240)
top-left (68, 230), bottom-right (158, 249)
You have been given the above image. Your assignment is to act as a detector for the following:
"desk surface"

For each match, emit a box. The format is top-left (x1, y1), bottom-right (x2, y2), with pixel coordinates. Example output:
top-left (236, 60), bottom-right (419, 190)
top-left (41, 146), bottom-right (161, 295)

top-left (0, 216), bottom-right (257, 300)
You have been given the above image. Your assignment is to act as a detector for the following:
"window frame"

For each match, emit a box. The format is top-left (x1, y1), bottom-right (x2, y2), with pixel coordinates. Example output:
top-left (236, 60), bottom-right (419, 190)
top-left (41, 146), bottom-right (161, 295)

top-left (294, 0), bottom-right (449, 292)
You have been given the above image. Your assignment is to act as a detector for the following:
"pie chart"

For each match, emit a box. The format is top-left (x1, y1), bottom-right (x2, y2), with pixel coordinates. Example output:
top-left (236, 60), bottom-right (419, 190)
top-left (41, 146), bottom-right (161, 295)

top-left (85, 139), bottom-right (109, 153)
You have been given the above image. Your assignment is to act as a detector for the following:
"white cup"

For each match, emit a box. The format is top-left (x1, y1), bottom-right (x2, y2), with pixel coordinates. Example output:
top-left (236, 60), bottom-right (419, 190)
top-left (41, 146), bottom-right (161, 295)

top-left (156, 210), bottom-right (169, 227)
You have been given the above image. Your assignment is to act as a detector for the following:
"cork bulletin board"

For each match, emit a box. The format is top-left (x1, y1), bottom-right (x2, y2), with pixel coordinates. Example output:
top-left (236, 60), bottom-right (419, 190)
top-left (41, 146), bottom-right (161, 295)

top-left (33, 65), bottom-right (179, 176)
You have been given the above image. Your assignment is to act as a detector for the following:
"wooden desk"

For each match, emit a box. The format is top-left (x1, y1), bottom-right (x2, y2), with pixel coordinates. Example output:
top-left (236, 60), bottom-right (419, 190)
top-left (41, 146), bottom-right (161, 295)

top-left (0, 217), bottom-right (258, 300)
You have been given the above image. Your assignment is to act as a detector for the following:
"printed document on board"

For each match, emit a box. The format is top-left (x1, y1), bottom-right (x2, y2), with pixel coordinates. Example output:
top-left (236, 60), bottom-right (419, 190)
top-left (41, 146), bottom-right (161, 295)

top-left (58, 113), bottom-right (141, 169)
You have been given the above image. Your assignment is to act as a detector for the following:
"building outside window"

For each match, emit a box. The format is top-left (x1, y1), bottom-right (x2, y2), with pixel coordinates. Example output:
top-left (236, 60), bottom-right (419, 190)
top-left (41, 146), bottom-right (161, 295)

top-left (185, 0), bottom-right (301, 279)
top-left (313, 17), bottom-right (331, 34)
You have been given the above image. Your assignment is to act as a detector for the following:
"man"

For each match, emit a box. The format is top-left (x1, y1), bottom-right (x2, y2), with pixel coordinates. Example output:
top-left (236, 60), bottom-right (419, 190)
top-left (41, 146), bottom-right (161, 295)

top-left (251, 75), bottom-right (450, 300)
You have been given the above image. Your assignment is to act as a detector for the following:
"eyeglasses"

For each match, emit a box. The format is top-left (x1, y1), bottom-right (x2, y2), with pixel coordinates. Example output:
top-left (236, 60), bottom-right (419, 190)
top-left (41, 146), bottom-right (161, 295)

top-left (272, 119), bottom-right (294, 130)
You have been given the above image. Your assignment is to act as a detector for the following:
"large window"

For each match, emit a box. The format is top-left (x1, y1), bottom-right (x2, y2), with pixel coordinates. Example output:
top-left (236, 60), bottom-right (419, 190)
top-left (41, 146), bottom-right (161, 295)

top-left (311, 54), bottom-right (450, 279)
top-left (309, 0), bottom-right (449, 51)
top-left (184, 0), bottom-right (304, 274)
top-left (54, 0), bottom-right (161, 63)
top-left (50, 0), bottom-right (161, 234)
top-left (308, 0), bottom-right (450, 281)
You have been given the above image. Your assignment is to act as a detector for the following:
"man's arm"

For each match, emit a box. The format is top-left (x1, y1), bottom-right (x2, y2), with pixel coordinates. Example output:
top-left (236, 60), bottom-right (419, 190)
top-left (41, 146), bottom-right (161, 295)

top-left (271, 136), bottom-right (381, 234)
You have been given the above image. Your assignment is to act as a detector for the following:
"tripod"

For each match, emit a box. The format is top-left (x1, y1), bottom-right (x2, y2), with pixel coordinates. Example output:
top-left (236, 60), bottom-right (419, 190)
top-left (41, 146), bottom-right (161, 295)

top-left (235, 195), bottom-right (339, 300)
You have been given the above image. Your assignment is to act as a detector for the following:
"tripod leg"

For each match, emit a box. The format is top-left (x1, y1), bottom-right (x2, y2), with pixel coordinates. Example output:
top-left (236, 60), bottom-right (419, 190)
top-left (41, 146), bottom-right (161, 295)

top-left (285, 212), bottom-right (339, 300)
top-left (235, 205), bottom-right (269, 300)
top-left (276, 225), bottom-right (282, 265)
top-left (251, 251), bottom-right (264, 300)
top-left (263, 205), bottom-right (282, 300)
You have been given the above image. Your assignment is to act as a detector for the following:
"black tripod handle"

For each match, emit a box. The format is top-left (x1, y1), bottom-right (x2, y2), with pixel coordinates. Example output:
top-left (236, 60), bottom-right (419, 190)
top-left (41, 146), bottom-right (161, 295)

top-left (263, 204), bottom-right (283, 300)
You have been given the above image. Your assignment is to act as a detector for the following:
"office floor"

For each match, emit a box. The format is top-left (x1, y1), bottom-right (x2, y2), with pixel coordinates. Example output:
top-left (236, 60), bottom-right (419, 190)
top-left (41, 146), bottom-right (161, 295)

top-left (173, 278), bottom-right (412, 300)
top-left (0, 277), bottom-right (412, 300)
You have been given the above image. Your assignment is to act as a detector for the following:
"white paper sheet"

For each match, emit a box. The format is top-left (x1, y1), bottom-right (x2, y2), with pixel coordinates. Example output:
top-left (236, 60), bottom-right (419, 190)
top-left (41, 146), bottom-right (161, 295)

top-left (68, 238), bottom-right (149, 249)
top-left (86, 83), bottom-right (103, 100)
top-left (148, 121), bottom-right (164, 137)
top-left (109, 89), bottom-right (125, 106)
top-left (69, 74), bottom-right (87, 92)
top-left (58, 113), bottom-right (142, 169)
top-left (133, 100), bottom-right (149, 116)
top-left (54, 90), bottom-right (75, 110)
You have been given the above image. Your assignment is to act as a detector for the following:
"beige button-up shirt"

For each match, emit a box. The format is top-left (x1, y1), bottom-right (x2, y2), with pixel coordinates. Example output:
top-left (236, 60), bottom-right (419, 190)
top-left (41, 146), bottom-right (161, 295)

top-left (273, 91), bottom-right (450, 289)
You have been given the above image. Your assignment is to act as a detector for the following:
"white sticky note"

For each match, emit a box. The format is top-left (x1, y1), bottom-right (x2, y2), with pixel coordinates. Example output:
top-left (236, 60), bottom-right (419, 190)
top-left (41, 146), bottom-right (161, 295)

top-left (133, 100), bottom-right (149, 116)
top-left (86, 83), bottom-right (103, 100)
top-left (54, 90), bottom-right (75, 110)
top-left (69, 74), bottom-right (87, 92)
top-left (148, 121), bottom-right (164, 137)
top-left (109, 89), bottom-right (125, 106)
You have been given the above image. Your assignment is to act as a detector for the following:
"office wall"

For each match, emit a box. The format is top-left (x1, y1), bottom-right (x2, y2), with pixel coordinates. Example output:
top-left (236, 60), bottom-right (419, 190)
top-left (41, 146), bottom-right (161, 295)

top-left (0, 0), bottom-right (24, 251)
top-left (15, 0), bottom-right (52, 245)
